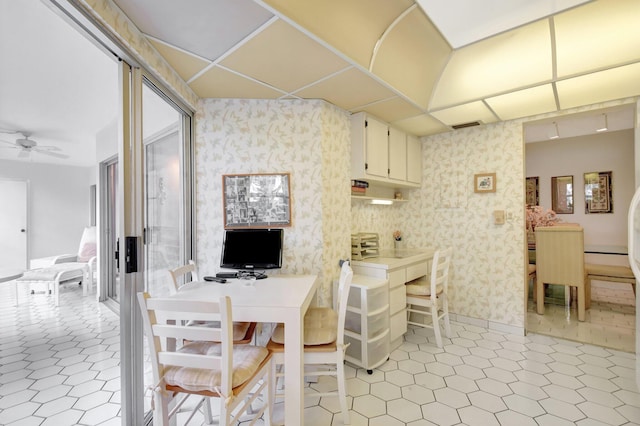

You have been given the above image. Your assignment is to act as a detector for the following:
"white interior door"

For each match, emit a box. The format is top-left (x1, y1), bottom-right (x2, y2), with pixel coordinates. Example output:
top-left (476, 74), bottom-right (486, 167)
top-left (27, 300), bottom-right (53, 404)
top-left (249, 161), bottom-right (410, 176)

top-left (0, 179), bottom-right (27, 269)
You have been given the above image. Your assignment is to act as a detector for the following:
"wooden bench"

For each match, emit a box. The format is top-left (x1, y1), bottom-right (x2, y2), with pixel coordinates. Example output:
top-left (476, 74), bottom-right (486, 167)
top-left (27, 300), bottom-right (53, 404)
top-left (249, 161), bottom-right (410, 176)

top-left (585, 263), bottom-right (636, 297)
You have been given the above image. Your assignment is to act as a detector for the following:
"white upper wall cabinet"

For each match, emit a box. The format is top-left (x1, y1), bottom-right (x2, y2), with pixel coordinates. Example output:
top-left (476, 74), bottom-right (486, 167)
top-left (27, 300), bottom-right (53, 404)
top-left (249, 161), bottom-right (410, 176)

top-left (351, 112), bottom-right (421, 188)
top-left (388, 127), bottom-right (407, 182)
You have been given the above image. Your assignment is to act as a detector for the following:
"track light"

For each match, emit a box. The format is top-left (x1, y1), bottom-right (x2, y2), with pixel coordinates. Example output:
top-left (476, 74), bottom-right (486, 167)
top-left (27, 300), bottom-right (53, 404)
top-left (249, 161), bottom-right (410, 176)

top-left (549, 122), bottom-right (559, 139)
top-left (596, 113), bottom-right (608, 132)
top-left (370, 199), bottom-right (393, 205)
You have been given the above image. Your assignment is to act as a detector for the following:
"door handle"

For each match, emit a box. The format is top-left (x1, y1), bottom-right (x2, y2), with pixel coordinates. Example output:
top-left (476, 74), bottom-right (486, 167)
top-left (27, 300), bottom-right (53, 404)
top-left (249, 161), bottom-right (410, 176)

top-left (20, 229), bottom-right (26, 233)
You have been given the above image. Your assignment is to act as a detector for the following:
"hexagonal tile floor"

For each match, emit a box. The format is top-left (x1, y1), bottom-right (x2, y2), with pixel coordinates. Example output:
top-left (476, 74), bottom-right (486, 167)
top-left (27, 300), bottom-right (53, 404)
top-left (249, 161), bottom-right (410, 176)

top-left (1, 280), bottom-right (638, 425)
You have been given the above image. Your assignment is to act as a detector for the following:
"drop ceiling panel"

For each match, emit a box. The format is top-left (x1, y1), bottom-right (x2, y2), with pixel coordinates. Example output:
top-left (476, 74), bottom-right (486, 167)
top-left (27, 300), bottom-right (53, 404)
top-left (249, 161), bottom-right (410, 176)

top-left (430, 102), bottom-right (497, 126)
top-left (391, 114), bottom-right (449, 136)
top-left (556, 63), bottom-right (640, 110)
top-left (262, 0), bottom-right (414, 68)
top-left (555, 0), bottom-right (640, 77)
top-left (148, 39), bottom-right (209, 82)
top-left (416, 0), bottom-right (588, 48)
top-left (220, 20), bottom-right (349, 93)
top-left (431, 20), bottom-right (552, 109)
top-left (486, 84), bottom-right (557, 120)
top-left (293, 68), bottom-right (396, 111)
top-left (189, 66), bottom-right (284, 99)
top-left (357, 97), bottom-right (424, 124)
top-left (371, 7), bottom-right (450, 109)
top-left (113, 0), bottom-right (274, 60)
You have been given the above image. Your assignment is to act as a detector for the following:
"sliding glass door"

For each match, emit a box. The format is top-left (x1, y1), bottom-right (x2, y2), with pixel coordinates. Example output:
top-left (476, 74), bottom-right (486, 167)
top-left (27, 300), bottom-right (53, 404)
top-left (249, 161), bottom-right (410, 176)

top-left (142, 82), bottom-right (190, 298)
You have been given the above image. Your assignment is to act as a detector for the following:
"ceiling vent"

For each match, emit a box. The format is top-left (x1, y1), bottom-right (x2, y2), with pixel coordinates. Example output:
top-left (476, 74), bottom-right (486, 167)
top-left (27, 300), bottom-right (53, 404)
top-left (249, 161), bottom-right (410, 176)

top-left (451, 121), bottom-right (481, 130)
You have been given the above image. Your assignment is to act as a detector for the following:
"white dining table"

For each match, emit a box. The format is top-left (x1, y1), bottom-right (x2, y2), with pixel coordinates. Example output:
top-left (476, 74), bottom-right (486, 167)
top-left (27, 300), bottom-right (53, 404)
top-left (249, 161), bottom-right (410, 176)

top-left (166, 274), bottom-right (319, 425)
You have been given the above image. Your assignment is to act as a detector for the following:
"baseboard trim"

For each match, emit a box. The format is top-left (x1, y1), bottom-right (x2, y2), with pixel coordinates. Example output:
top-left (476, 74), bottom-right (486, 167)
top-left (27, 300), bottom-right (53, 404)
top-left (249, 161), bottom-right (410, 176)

top-left (450, 313), bottom-right (525, 336)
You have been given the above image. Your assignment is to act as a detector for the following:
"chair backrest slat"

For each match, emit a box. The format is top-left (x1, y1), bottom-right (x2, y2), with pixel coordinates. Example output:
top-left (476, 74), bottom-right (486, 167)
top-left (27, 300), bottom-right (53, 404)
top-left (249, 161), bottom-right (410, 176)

top-left (158, 352), bottom-right (223, 371)
top-left (152, 324), bottom-right (223, 342)
top-left (335, 261), bottom-right (354, 346)
top-left (431, 247), bottom-right (452, 299)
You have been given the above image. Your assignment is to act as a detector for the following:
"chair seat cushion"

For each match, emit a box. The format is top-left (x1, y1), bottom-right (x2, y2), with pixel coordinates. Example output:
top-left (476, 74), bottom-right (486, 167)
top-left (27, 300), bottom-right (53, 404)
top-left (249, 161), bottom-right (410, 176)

top-left (163, 342), bottom-right (268, 392)
top-left (271, 307), bottom-right (338, 346)
top-left (17, 263), bottom-right (86, 282)
top-left (406, 281), bottom-right (442, 296)
top-left (187, 321), bottom-right (252, 342)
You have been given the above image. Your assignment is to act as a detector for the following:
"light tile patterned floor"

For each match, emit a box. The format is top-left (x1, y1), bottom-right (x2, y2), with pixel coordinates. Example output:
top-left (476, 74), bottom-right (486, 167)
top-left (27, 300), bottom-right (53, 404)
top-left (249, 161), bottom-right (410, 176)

top-left (527, 284), bottom-right (636, 353)
top-left (1, 281), bottom-right (638, 425)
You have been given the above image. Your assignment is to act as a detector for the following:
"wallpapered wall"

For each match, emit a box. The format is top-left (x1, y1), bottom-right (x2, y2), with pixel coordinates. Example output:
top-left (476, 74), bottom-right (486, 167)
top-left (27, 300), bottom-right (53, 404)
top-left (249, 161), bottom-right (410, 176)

top-left (353, 120), bottom-right (527, 329)
top-left (194, 99), bottom-right (352, 306)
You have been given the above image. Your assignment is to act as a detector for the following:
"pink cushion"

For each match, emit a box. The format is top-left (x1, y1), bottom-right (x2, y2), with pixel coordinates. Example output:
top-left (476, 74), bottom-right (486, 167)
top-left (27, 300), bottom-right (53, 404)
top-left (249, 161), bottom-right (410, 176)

top-left (77, 227), bottom-right (97, 262)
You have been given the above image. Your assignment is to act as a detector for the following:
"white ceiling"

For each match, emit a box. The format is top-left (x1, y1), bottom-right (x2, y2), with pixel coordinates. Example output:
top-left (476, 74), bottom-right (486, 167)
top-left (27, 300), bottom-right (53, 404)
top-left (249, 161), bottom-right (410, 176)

top-left (0, 0), bottom-right (637, 167)
top-left (0, 0), bottom-right (118, 166)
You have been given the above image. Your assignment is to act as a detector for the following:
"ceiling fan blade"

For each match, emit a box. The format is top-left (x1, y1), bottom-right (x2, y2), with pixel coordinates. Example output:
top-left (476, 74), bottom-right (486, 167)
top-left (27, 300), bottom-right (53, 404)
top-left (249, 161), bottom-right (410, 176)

top-left (34, 149), bottom-right (69, 159)
top-left (35, 145), bottom-right (62, 152)
top-left (0, 139), bottom-right (18, 147)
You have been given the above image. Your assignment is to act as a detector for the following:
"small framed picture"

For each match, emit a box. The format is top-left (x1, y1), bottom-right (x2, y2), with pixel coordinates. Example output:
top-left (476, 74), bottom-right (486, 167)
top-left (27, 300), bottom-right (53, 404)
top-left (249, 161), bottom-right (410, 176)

top-left (584, 171), bottom-right (613, 214)
top-left (474, 173), bottom-right (496, 193)
top-left (526, 176), bottom-right (539, 206)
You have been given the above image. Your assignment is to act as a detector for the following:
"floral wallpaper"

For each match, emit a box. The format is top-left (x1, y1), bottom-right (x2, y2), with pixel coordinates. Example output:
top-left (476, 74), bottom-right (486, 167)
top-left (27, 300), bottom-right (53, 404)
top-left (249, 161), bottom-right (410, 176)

top-left (195, 99), bottom-right (351, 306)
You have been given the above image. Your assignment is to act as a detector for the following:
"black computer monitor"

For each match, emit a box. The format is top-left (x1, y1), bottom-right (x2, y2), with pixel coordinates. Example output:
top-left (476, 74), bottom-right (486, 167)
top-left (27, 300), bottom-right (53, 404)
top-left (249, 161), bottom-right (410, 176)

top-left (220, 228), bottom-right (283, 273)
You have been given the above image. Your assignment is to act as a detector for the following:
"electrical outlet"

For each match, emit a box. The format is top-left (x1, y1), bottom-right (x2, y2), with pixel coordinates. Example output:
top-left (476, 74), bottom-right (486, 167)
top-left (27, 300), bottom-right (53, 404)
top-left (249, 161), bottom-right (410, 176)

top-left (506, 211), bottom-right (514, 221)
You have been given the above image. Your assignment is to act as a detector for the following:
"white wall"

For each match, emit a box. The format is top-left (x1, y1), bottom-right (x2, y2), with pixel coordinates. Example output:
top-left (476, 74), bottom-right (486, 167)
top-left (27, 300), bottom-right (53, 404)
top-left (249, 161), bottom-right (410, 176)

top-left (526, 129), bottom-right (634, 249)
top-left (0, 159), bottom-right (95, 260)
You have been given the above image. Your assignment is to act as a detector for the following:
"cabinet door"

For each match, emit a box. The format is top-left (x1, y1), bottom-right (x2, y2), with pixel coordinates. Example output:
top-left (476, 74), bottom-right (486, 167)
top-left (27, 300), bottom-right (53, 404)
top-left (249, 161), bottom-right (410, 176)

top-left (365, 116), bottom-right (389, 179)
top-left (406, 134), bottom-right (422, 184)
top-left (388, 127), bottom-right (407, 181)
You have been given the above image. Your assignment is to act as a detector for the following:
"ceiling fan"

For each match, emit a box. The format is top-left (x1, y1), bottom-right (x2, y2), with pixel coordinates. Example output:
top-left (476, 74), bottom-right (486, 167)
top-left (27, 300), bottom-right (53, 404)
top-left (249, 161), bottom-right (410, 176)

top-left (0, 130), bottom-right (69, 159)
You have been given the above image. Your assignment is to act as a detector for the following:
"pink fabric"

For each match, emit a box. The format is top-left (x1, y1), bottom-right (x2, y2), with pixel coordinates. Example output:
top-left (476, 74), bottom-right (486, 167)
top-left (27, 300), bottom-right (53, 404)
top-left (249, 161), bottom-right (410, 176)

top-left (77, 226), bottom-right (97, 262)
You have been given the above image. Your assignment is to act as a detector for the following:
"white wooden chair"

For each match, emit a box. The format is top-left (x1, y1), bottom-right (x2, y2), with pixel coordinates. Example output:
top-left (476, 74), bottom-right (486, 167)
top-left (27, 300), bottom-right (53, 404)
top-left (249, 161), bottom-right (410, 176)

top-left (405, 247), bottom-right (452, 348)
top-left (266, 261), bottom-right (354, 425)
top-left (167, 260), bottom-right (199, 293)
top-left (137, 292), bottom-right (273, 426)
top-left (167, 261), bottom-right (256, 344)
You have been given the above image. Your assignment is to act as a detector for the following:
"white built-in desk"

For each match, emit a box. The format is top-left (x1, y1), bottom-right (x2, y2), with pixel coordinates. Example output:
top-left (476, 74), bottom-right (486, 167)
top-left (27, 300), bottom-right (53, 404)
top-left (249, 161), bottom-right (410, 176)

top-left (352, 249), bottom-right (435, 350)
top-left (166, 274), bottom-right (318, 425)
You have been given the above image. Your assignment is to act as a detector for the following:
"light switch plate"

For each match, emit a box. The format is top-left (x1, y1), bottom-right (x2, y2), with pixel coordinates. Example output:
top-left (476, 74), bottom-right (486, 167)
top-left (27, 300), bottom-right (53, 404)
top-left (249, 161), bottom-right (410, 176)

top-left (493, 210), bottom-right (505, 225)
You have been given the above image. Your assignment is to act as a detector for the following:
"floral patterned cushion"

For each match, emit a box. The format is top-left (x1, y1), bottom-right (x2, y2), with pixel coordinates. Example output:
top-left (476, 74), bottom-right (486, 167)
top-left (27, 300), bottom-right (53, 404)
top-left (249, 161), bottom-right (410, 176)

top-left (271, 306), bottom-right (338, 346)
top-left (163, 341), bottom-right (268, 391)
top-left (406, 282), bottom-right (442, 296)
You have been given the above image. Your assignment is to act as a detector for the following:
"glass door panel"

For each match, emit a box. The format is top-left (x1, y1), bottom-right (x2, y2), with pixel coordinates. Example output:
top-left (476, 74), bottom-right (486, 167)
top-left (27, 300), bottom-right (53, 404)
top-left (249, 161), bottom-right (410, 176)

top-left (142, 82), bottom-right (184, 297)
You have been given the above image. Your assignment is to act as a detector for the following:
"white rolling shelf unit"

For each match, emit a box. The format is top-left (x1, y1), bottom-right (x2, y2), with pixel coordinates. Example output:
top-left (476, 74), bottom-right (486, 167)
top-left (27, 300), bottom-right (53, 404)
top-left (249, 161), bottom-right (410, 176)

top-left (342, 274), bottom-right (390, 374)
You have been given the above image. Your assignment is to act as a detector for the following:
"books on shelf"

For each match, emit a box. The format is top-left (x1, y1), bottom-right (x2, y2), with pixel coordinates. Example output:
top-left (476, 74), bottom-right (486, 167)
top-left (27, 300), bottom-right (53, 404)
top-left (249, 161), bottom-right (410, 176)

top-left (351, 179), bottom-right (368, 195)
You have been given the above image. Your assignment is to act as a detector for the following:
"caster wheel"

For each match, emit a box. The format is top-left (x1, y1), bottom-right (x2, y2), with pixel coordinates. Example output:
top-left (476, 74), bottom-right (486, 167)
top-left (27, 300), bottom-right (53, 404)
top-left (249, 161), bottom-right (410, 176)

top-left (367, 369), bottom-right (373, 375)
top-left (31, 290), bottom-right (35, 295)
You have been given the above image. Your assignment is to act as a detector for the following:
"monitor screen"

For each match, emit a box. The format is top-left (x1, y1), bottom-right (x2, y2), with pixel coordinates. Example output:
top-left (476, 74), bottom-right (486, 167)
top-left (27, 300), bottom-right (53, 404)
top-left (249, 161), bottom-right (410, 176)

top-left (220, 228), bottom-right (283, 270)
